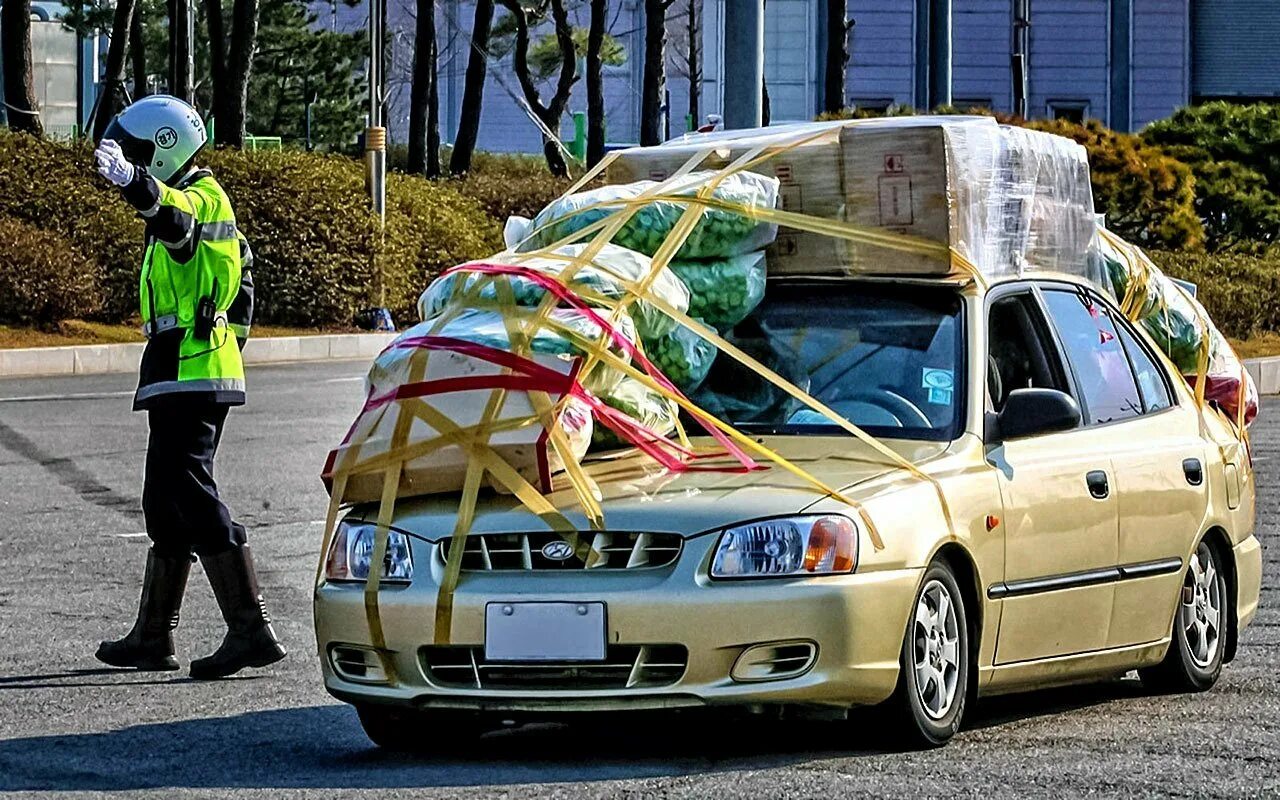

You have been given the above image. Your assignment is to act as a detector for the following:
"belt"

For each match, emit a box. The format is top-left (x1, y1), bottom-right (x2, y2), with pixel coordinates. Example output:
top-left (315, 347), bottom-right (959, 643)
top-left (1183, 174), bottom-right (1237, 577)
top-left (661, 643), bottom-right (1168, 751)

top-left (142, 312), bottom-right (228, 339)
top-left (142, 314), bottom-right (179, 338)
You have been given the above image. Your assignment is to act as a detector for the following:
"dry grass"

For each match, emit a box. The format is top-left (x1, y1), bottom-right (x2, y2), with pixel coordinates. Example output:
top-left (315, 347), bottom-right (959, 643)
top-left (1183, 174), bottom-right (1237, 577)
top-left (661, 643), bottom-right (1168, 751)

top-left (1229, 333), bottom-right (1280, 360)
top-left (0, 320), bottom-right (354, 349)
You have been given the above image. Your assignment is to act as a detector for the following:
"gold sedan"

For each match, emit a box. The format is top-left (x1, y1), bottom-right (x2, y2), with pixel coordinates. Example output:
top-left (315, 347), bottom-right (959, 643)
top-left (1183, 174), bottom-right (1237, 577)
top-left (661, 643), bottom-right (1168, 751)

top-left (313, 275), bottom-right (1261, 748)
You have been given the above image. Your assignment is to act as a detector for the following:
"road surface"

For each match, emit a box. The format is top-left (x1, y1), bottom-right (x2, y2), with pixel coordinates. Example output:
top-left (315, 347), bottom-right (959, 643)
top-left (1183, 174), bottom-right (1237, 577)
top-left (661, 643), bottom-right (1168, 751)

top-left (0, 361), bottom-right (1274, 798)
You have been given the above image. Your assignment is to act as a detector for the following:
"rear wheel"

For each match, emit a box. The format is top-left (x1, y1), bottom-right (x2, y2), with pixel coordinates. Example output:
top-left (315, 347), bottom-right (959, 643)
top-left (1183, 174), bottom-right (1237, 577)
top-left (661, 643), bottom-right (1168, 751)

top-left (1140, 539), bottom-right (1227, 692)
top-left (880, 561), bottom-right (970, 748)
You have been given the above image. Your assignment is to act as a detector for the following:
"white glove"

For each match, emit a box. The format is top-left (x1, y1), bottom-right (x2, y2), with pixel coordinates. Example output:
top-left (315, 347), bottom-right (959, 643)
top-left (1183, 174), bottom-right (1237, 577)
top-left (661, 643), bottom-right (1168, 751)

top-left (94, 139), bottom-right (136, 187)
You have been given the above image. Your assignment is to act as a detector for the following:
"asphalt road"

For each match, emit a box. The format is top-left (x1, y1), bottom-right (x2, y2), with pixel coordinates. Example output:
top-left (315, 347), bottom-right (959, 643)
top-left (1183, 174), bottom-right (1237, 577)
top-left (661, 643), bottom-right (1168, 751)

top-left (0, 360), bottom-right (1274, 799)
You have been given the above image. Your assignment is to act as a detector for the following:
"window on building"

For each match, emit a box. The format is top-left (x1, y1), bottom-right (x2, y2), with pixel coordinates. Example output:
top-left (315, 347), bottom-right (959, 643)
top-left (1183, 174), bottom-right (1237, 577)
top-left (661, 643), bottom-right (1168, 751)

top-left (1047, 100), bottom-right (1090, 123)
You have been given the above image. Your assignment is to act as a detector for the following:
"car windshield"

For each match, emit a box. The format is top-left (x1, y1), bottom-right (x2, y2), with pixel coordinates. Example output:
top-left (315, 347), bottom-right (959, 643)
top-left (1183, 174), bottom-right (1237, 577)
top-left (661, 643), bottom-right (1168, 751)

top-left (692, 281), bottom-right (965, 441)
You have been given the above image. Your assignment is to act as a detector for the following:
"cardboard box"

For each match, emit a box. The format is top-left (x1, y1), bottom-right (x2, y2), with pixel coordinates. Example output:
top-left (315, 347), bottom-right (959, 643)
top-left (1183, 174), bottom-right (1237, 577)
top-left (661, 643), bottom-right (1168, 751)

top-left (606, 117), bottom-right (1095, 279)
top-left (324, 348), bottom-right (591, 504)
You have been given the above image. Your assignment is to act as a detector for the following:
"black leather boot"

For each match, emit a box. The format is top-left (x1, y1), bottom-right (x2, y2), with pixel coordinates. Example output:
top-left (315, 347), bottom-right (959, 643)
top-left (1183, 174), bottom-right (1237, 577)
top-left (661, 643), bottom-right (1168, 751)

top-left (96, 548), bottom-right (191, 671)
top-left (189, 545), bottom-right (286, 680)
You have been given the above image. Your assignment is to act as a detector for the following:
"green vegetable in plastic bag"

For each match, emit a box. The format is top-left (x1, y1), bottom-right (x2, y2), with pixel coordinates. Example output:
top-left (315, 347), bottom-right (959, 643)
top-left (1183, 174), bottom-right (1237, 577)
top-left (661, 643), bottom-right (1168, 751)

top-left (418, 244), bottom-right (690, 342)
top-left (590, 376), bottom-right (678, 451)
top-left (525, 171), bottom-right (780, 260)
top-left (1099, 249), bottom-right (1203, 373)
top-left (646, 319), bottom-right (717, 392)
top-left (669, 252), bottom-right (767, 331)
top-left (413, 308), bottom-right (636, 394)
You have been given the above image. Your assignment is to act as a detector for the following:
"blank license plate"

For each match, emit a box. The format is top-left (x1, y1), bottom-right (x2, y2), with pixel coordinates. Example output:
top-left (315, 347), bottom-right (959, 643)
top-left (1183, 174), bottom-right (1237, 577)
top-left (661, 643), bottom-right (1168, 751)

top-left (484, 602), bottom-right (606, 662)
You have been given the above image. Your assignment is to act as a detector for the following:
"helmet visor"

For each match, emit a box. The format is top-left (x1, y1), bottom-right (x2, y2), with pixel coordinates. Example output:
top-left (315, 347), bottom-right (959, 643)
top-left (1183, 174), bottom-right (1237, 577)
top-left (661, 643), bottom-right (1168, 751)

top-left (102, 118), bottom-right (155, 170)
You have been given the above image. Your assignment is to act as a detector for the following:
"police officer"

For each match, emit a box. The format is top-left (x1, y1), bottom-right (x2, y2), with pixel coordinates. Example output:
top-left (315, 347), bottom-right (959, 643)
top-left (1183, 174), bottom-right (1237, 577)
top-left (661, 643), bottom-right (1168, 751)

top-left (92, 95), bottom-right (285, 679)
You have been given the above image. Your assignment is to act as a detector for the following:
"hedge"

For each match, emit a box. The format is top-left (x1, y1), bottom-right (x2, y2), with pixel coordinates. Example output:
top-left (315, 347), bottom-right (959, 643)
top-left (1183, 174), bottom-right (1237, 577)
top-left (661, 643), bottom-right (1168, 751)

top-left (0, 216), bottom-right (102, 325)
top-left (1149, 249), bottom-right (1280, 340)
top-left (0, 131), bottom-right (502, 327)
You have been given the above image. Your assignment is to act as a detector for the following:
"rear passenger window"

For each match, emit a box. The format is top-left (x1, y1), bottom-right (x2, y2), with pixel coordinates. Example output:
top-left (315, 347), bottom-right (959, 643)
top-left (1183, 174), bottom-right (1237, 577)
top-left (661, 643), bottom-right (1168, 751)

top-left (1111, 311), bottom-right (1173, 413)
top-left (1042, 290), bottom-right (1143, 425)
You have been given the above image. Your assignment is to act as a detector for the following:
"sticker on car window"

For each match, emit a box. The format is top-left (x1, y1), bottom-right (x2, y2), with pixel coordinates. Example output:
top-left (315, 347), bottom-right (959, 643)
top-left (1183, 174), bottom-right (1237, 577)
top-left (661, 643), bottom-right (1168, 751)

top-left (922, 368), bottom-right (954, 406)
top-left (922, 368), bottom-right (954, 391)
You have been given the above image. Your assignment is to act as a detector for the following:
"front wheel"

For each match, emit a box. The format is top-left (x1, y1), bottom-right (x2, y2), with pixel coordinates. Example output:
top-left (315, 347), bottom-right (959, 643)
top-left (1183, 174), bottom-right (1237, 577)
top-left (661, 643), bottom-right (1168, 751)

top-left (879, 561), bottom-right (970, 748)
top-left (1140, 540), bottom-right (1227, 692)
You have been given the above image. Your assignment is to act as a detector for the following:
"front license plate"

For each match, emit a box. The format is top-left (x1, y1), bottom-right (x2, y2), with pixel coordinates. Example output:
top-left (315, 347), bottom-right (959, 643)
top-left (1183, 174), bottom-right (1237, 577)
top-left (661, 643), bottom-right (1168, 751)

top-left (484, 601), bottom-right (606, 662)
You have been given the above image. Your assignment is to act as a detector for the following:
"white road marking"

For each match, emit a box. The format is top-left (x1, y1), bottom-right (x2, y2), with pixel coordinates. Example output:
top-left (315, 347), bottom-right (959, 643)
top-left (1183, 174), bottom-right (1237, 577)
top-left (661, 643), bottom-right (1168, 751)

top-left (113, 532), bottom-right (149, 539)
top-left (322, 377), bottom-right (364, 384)
top-left (0, 390), bottom-right (135, 403)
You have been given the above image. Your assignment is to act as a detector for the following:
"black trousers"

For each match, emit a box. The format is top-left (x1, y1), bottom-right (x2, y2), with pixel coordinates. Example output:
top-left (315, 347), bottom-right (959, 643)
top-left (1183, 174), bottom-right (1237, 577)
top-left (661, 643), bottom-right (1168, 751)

top-left (143, 401), bottom-right (247, 558)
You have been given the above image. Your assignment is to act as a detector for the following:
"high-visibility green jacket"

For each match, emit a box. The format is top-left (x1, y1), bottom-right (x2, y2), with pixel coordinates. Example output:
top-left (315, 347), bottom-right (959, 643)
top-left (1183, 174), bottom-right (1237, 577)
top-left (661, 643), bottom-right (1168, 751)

top-left (122, 167), bottom-right (253, 409)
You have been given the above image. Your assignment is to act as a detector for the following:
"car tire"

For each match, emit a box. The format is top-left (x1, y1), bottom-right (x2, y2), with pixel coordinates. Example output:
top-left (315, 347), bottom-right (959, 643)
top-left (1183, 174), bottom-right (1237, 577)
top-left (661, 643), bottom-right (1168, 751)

top-left (355, 704), bottom-right (485, 752)
top-left (880, 561), bottom-right (970, 749)
top-left (1140, 538), bottom-right (1227, 693)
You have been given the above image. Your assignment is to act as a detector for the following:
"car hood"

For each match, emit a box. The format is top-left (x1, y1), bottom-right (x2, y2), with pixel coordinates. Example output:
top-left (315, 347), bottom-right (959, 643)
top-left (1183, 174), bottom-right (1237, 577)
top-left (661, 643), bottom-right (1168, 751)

top-left (364, 436), bottom-right (952, 540)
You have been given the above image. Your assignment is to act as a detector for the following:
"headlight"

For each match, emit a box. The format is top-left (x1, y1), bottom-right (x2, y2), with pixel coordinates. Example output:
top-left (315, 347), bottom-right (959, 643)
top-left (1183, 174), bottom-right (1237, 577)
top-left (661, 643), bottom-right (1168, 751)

top-left (710, 515), bottom-right (857, 579)
top-left (325, 521), bottom-right (414, 583)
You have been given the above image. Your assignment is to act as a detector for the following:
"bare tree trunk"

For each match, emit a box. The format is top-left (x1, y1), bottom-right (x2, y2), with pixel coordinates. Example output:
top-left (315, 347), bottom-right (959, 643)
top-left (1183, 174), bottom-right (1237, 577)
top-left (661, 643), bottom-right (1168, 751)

top-left (686, 0), bottom-right (698, 127)
top-left (205, 0), bottom-right (228, 130)
top-left (586, 0), bottom-right (606, 167)
top-left (1, 0), bottom-right (42, 135)
top-left (91, 0), bottom-right (136, 138)
top-left (822, 0), bottom-right (851, 114)
top-left (500, 0), bottom-right (576, 176)
top-left (168, 0), bottom-right (194, 102)
top-left (426, 5), bottom-right (439, 177)
top-left (449, 0), bottom-right (493, 174)
top-left (218, 0), bottom-right (259, 147)
top-left (130, 3), bottom-right (148, 98)
top-left (408, 0), bottom-right (440, 176)
top-left (639, 0), bottom-right (669, 145)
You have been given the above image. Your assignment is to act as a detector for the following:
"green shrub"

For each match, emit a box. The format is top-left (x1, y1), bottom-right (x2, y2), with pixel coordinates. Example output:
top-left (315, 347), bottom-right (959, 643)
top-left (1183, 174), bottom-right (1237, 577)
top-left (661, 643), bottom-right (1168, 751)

top-left (445, 150), bottom-right (575, 222)
top-left (0, 132), bottom-right (143, 321)
top-left (0, 216), bottom-right (102, 325)
top-left (0, 131), bottom-right (502, 328)
top-left (203, 148), bottom-right (501, 326)
top-left (1144, 102), bottom-right (1280, 193)
top-left (1149, 248), bottom-right (1280, 339)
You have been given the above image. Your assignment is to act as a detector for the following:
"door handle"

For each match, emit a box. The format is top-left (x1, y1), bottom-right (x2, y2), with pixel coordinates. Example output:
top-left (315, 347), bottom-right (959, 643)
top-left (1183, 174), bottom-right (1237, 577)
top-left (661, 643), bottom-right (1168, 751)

top-left (1183, 458), bottom-right (1204, 486)
top-left (1086, 470), bottom-right (1109, 499)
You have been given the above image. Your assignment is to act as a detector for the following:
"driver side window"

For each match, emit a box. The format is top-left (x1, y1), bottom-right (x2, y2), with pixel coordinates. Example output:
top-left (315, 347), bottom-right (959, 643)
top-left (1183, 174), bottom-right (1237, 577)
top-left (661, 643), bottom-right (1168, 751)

top-left (987, 293), bottom-right (1070, 412)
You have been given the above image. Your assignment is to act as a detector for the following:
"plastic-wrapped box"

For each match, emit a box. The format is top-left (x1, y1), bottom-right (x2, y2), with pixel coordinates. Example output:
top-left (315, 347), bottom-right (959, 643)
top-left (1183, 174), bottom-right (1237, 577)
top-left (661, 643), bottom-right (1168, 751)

top-left (607, 116), bottom-right (1097, 279)
top-left (323, 342), bottom-right (593, 503)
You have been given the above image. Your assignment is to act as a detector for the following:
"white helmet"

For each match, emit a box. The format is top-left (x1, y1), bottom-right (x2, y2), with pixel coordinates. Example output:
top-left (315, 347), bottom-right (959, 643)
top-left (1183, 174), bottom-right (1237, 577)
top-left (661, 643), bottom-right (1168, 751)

top-left (102, 95), bottom-right (207, 183)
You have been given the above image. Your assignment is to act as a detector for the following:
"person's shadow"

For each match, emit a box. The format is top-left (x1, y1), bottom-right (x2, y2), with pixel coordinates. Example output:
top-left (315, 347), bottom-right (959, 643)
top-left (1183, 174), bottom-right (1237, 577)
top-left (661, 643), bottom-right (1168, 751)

top-left (0, 679), bottom-right (1150, 793)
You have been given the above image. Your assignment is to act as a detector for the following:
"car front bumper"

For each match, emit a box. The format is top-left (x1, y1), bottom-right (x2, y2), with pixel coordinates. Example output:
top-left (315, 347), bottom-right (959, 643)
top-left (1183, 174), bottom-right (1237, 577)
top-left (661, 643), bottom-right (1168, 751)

top-left (313, 536), bottom-right (921, 714)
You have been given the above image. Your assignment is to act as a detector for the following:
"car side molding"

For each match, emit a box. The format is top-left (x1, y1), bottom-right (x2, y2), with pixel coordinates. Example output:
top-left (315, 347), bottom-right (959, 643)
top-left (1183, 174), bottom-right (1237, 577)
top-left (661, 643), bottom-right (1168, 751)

top-left (988, 557), bottom-right (1184, 600)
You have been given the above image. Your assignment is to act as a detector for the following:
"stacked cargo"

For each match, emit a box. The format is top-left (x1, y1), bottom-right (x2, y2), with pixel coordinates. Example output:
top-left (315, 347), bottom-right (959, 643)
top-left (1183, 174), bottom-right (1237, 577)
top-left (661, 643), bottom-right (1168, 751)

top-left (325, 115), bottom-right (1256, 507)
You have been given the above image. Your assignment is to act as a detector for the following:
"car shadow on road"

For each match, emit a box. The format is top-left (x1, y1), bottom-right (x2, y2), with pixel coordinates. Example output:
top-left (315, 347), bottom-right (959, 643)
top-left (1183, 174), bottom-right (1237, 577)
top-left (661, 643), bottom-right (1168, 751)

top-left (0, 679), bottom-right (1154, 793)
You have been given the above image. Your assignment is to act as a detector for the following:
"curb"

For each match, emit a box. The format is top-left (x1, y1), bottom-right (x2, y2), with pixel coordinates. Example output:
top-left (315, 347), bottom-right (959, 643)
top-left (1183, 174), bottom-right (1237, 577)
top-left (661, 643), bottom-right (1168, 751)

top-left (1244, 356), bottom-right (1280, 397)
top-left (0, 333), bottom-right (397, 379)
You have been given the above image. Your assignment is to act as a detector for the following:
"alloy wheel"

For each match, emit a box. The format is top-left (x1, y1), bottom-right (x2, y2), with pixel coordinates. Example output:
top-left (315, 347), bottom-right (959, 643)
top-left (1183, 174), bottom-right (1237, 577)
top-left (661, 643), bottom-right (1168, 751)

top-left (1181, 542), bottom-right (1223, 669)
top-left (912, 579), bottom-right (961, 720)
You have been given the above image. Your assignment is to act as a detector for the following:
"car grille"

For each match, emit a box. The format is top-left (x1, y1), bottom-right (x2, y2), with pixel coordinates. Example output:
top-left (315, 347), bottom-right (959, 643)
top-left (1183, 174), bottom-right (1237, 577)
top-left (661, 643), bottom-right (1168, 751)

top-left (439, 531), bottom-right (682, 571)
top-left (421, 645), bottom-right (688, 690)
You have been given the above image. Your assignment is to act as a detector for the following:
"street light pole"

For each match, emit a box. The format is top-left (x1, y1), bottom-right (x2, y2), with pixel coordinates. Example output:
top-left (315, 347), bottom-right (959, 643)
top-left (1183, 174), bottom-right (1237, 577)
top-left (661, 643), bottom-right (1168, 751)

top-left (367, 0), bottom-right (387, 224)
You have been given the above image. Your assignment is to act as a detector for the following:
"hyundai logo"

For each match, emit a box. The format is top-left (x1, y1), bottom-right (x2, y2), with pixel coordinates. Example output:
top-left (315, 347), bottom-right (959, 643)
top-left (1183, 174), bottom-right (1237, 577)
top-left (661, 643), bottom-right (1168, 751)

top-left (540, 540), bottom-right (575, 561)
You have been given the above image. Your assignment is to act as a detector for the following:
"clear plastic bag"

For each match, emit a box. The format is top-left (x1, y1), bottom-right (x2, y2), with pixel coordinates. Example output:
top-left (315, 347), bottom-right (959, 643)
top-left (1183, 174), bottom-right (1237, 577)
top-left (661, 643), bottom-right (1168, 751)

top-left (406, 308), bottom-right (636, 394)
top-left (669, 252), bottom-right (768, 332)
top-left (418, 244), bottom-right (690, 342)
top-left (591, 376), bottom-right (678, 451)
top-left (524, 171), bottom-right (780, 259)
top-left (646, 318), bottom-right (717, 392)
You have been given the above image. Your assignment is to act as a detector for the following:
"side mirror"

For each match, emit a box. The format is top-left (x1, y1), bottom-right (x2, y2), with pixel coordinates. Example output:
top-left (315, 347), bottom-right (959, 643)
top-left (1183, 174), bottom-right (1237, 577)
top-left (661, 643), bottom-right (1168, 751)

top-left (993, 388), bottom-right (1081, 441)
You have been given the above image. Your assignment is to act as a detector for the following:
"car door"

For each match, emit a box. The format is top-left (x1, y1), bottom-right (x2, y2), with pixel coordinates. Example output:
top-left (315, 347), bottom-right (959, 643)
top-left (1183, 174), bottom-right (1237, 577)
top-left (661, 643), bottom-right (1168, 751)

top-left (1076, 292), bottom-right (1209, 648)
top-left (985, 287), bottom-right (1121, 665)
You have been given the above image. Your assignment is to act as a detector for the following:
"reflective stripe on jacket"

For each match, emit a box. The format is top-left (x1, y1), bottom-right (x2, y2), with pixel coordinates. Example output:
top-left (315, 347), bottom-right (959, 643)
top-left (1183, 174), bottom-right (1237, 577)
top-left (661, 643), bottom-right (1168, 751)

top-left (127, 168), bottom-right (247, 408)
